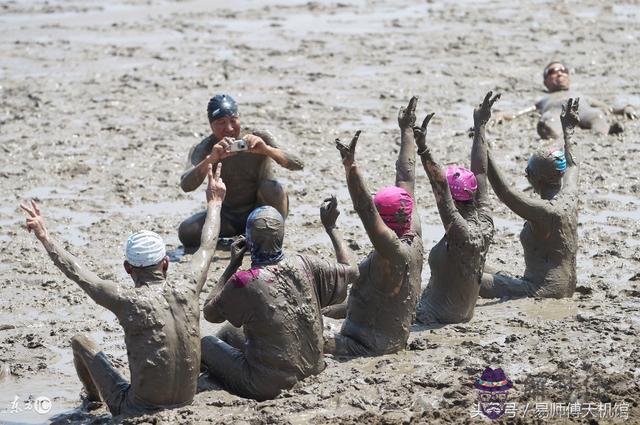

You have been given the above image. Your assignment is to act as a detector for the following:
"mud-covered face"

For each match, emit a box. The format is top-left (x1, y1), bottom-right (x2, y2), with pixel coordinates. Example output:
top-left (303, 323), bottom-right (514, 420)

top-left (210, 115), bottom-right (241, 140)
top-left (543, 62), bottom-right (570, 92)
top-left (478, 390), bottom-right (508, 420)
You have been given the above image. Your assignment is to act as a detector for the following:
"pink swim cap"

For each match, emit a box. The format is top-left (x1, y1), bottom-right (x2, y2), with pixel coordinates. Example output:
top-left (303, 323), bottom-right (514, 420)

top-left (373, 186), bottom-right (413, 237)
top-left (446, 166), bottom-right (477, 202)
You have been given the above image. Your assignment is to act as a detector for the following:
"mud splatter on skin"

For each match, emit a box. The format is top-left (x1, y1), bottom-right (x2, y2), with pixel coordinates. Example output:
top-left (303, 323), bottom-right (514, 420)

top-left (416, 94), bottom-right (496, 324)
top-left (41, 239), bottom-right (203, 415)
top-left (480, 100), bottom-right (580, 299)
top-left (202, 254), bottom-right (356, 400)
top-left (2, 0), bottom-right (640, 423)
top-left (327, 99), bottom-right (424, 356)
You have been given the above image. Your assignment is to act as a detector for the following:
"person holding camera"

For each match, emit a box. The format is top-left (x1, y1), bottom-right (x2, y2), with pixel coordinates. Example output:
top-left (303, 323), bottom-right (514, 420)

top-left (179, 94), bottom-right (304, 248)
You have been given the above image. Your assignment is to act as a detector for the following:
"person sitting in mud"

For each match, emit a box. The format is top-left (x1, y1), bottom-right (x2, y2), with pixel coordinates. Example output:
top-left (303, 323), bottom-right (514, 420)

top-left (20, 163), bottom-right (227, 417)
top-left (178, 94), bottom-right (304, 248)
top-left (480, 98), bottom-right (581, 299)
top-left (201, 199), bottom-right (359, 401)
top-left (496, 61), bottom-right (636, 139)
top-left (415, 92), bottom-right (498, 325)
top-left (323, 97), bottom-right (424, 356)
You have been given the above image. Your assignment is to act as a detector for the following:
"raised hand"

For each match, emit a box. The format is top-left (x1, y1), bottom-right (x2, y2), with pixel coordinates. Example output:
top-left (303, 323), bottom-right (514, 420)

top-left (412, 112), bottom-right (435, 153)
top-left (561, 97), bottom-right (580, 130)
top-left (335, 130), bottom-right (361, 168)
top-left (473, 91), bottom-right (501, 128)
top-left (230, 236), bottom-right (247, 263)
top-left (20, 200), bottom-right (49, 243)
top-left (320, 195), bottom-right (340, 230)
top-left (398, 96), bottom-right (418, 130)
top-left (206, 163), bottom-right (226, 203)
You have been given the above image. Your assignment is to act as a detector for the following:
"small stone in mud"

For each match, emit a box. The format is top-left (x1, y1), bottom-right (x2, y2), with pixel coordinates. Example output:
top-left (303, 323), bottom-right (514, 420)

top-left (629, 272), bottom-right (640, 281)
top-left (575, 285), bottom-right (593, 295)
top-left (408, 338), bottom-right (427, 351)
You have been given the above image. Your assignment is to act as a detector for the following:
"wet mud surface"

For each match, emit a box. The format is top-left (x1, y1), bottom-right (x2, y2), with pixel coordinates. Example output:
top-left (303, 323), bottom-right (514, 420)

top-left (1, 0), bottom-right (639, 423)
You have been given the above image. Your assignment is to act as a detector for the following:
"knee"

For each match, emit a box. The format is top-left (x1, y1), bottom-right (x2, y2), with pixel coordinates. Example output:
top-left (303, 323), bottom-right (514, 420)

top-left (537, 120), bottom-right (559, 140)
top-left (178, 218), bottom-right (201, 247)
top-left (71, 333), bottom-right (98, 355)
top-left (257, 180), bottom-right (288, 218)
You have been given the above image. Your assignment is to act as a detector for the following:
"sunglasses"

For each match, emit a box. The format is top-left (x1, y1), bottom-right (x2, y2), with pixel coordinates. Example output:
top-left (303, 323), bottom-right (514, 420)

top-left (544, 66), bottom-right (569, 78)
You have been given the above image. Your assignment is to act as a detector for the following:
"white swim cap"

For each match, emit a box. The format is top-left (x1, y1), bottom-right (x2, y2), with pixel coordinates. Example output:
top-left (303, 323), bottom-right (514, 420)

top-left (125, 230), bottom-right (166, 268)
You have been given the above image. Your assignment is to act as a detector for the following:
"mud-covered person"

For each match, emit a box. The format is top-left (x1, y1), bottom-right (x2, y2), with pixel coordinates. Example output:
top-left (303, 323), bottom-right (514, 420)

top-left (415, 92), bottom-right (498, 325)
top-left (323, 97), bottom-right (424, 356)
top-left (201, 198), bottom-right (359, 401)
top-left (496, 61), bottom-right (637, 139)
top-left (480, 98), bottom-right (581, 299)
top-left (179, 94), bottom-right (304, 247)
top-left (20, 163), bottom-right (227, 417)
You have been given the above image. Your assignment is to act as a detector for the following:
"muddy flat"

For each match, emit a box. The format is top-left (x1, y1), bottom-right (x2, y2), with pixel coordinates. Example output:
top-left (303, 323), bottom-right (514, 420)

top-left (0, 0), bottom-right (639, 424)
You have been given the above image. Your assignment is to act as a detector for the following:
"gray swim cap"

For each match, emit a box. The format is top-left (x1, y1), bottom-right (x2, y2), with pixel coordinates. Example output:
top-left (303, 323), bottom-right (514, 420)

top-left (245, 206), bottom-right (285, 266)
top-left (526, 150), bottom-right (563, 184)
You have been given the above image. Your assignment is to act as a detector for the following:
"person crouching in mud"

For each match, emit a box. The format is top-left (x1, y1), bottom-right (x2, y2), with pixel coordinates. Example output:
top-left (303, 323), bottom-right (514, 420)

top-left (415, 92), bottom-right (498, 325)
top-left (179, 94), bottom-right (304, 248)
top-left (201, 199), bottom-right (359, 401)
top-left (480, 98), bottom-right (581, 299)
top-left (495, 61), bottom-right (636, 139)
top-left (20, 163), bottom-right (227, 417)
top-left (323, 97), bottom-right (425, 356)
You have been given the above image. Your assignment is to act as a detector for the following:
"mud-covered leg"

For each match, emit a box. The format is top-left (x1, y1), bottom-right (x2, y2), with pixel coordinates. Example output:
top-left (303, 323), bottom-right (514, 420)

top-left (322, 302), bottom-right (348, 319)
top-left (216, 324), bottom-right (246, 351)
top-left (178, 211), bottom-right (207, 248)
top-left (324, 333), bottom-right (371, 357)
top-left (257, 179), bottom-right (288, 219)
top-left (201, 335), bottom-right (277, 401)
top-left (537, 110), bottom-right (563, 139)
top-left (71, 334), bottom-right (101, 402)
top-left (479, 273), bottom-right (532, 298)
top-left (578, 106), bottom-right (613, 135)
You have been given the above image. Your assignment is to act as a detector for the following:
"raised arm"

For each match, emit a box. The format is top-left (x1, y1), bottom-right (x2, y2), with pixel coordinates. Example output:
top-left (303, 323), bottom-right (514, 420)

top-left (180, 138), bottom-right (235, 192)
top-left (20, 201), bottom-right (122, 312)
top-left (486, 150), bottom-right (550, 222)
top-left (413, 125), bottom-right (463, 232)
top-left (395, 96), bottom-right (419, 197)
top-left (397, 97), bottom-right (430, 236)
top-left (320, 195), bottom-right (357, 272)
top-left (192, 163), bottom-right (226, 295)
top-left (336, 131), bottom-right (402, 259)
top-left (203, 237), bottom-right (246, 323)
top-left (471, 92), bottom-right (501, 208)
top-left (243, 130), bottom-right (304, 171)
top-left (560, 97), bottom-right (580, 191)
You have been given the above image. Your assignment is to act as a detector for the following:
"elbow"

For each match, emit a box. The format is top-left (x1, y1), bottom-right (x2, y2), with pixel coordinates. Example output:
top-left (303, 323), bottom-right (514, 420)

top-left (288, 158), bottom-right (304, 171)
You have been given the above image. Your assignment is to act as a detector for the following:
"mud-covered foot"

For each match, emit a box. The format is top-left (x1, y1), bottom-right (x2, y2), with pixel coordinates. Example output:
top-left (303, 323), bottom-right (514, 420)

top-left (608, 121), bottom-right (624, 135)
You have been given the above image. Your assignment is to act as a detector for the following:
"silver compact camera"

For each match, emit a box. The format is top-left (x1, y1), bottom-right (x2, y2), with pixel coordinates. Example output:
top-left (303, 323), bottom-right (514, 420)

top-left (228, 139), bottom-right (248, 152)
